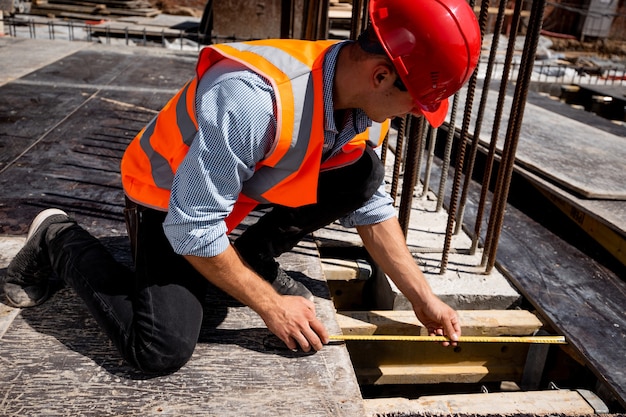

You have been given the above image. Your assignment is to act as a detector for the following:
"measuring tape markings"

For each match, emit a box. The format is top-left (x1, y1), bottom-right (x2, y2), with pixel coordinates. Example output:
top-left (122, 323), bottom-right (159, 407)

top-left (328, 334), bottom-right (567, 344)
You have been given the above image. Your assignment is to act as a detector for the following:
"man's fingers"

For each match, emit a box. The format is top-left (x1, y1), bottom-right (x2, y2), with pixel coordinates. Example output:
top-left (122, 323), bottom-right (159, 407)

top-left (445, 313), bottom-right (461, 345)
top-left (309, 317), bottom-right (329, 345)
top-left (294, 333), bottom-right (312, 352)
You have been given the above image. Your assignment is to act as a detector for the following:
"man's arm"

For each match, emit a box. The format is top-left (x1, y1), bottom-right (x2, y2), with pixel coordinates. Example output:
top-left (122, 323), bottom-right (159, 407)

top-left (356, 217), bottom-right (460, 345)
top-left (184, 246), bottom-right (329, 352)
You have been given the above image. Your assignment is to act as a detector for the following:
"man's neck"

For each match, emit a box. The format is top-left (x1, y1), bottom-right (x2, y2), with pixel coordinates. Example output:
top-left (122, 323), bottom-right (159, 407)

top-left (332, 42), bottom-right (358, 112)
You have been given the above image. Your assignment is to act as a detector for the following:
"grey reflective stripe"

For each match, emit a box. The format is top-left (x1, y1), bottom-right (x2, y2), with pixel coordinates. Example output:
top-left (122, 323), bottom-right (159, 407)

top-left (227, 43), bottom-right (312, 79)
top-left (225, 43), bottom-right (318, 201)
top-left (242, 74), bottom-right (315, 202)
top-left (177, 81), bottom-right (198, 146)
top-left (138, 116), bottom-right (175, 189)
top-left (140, 81), bottom-right (198, 190)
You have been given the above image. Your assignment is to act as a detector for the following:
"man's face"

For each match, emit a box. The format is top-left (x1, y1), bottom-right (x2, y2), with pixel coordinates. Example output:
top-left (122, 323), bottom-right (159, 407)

top-left (366, 79), bottom-right (416, 123)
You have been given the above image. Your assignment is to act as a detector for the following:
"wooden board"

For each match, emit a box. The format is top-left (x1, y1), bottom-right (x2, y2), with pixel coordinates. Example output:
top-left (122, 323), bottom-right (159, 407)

top-left (335, 310), bottom-right (548, 385)
top-left (347, 340), bottom-right (529, 385)
top-left (336, 310), bottom-right (544, 385)
top-left (364, 389), bottom-right (601, 415)
top-left (453, 85), bottom-right (626, 199)
top-left (496, 200), bottom-right (626, 408)
top-left (336, 310), bottom-right (544, 337)
top-left (446, 160), bottom-right (626, 408)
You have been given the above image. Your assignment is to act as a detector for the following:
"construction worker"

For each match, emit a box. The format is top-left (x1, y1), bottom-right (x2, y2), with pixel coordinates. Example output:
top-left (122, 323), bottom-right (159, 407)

top-left (3, 0), bottom-right (481, 373)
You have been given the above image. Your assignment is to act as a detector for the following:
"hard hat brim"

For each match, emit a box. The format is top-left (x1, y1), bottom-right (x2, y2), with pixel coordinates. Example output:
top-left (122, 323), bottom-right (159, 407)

top-left (412, 98), bottom-right (449, 128)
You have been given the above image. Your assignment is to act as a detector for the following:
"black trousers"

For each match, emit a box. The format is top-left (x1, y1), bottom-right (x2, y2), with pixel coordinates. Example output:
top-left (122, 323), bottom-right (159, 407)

top-left (48, 146), bottom-right (384, 374)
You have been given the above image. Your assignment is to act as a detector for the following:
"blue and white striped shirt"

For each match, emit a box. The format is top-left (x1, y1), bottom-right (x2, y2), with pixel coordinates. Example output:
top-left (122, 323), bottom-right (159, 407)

top-left (163, 41), bottom-right (395, 257)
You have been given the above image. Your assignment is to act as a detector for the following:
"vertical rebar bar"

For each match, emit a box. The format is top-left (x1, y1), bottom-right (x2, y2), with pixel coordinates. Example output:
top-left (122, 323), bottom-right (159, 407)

top-left (453, 0), bottom-right (491, 236)
top-left (390, 116), bottom-right (407, 206)
top-left (421, 127), bottom-right (437, 198)
top-left (350, 0), bottom-right (368, 40)
top-left (480, 0), bottom-right (524, 264)
top-left (413, 119), bottom-right (429, 195)
top-left (436, 93), bottom-right (460, 212)
top-left (398, 116), bottom-right (425, 237)
top-left (440, 0), bottom-right (480, 274)
top-left (380, 130), bottom-right (389, 166)
top-left (464, 0), bottom-right (508, 254)
top-left (484, 0), bottom-right (547, 274)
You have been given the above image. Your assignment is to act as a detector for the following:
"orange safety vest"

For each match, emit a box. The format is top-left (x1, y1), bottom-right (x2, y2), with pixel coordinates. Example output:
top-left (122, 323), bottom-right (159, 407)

top-left (121, 39), bottom-right (389, 233)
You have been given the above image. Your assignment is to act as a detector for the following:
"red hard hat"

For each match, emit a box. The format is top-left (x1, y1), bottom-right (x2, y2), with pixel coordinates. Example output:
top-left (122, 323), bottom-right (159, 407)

top-left (369, 0), bottom-right (481, 127)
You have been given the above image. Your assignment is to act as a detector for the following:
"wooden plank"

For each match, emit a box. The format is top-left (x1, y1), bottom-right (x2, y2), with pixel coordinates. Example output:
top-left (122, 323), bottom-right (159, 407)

top-left (321, 258), bottom-right (371, 280)
top-left (453, 86), bottom-right (626, 199)
top-left (336, 310), bottom-right (544, 336)
top-left (347, 340), bottom-right (528, 384)
top-left (496, 200), bottom-right (626, 408)
top-left (336, 310), bottom-right (541, 385)
top-left (536, 185), bottom-right (626, 266)
top-left (357, 363), bottom-right (522, 385)
top-left (364, 389), bottom-right (602, 415)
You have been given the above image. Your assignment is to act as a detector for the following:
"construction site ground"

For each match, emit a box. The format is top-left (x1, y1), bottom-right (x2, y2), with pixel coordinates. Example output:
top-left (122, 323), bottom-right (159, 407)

top-left (0, 28), bottom-right (625, 417)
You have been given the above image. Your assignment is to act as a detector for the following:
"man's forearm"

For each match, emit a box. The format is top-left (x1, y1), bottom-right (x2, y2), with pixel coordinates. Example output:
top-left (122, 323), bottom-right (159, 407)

top-left (184, 245), bottom-right (329, 351)
top-left (356, 217), bottom-right (434, 303)
top-left (184, 245), bottom-right (281, 316)
top-left (357, 217), bottom-right (461, 341)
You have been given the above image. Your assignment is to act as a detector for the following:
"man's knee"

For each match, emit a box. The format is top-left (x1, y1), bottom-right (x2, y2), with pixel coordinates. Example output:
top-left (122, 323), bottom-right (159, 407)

top-left (131, 338), bottom-right (196, 374)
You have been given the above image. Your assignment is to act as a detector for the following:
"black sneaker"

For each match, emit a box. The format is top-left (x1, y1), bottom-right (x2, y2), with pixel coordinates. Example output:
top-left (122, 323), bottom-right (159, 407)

top-left (271, 268), bottom-right (314, 301)
top-left (2, 209), bottom-right (70, 308)
top-left (234, 238), bottom-right (314, 301)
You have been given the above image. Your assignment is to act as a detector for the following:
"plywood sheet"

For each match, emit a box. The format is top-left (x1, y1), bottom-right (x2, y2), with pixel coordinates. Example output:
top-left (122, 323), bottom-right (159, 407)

top-left (0, 245), bottom-right (364, 417)
top-left (454, 86), bottom-right (626, 199)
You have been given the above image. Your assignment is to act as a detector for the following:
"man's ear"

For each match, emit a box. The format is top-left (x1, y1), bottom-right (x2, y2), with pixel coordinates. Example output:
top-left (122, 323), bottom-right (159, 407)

top-left (372, 63), bottom-right (394, 89)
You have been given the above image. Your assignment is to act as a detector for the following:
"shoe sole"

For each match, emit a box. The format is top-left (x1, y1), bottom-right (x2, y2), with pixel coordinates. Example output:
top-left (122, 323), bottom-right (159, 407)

top-left (27, 208), bottom-right (68, 241)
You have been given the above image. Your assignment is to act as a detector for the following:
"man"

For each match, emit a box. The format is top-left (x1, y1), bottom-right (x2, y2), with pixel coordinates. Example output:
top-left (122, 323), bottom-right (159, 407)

top-left (2, 0), bottom-right (481, 374)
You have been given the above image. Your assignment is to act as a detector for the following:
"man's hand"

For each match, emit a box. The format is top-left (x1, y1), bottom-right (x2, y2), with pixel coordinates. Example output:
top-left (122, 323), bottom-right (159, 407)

top-left (184, 248), bottom-right (329, 353)
top-left (261, 295), bottom-right (329, 352)
top-left (357, 218), bottom-right (462, 347)
top-left (412, 294), bottom-right (461, 346)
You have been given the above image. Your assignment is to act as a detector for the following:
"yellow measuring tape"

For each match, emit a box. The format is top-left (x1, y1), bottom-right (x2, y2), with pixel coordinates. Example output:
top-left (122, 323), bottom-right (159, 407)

top-left (329, 335), bottom-right (567, 344)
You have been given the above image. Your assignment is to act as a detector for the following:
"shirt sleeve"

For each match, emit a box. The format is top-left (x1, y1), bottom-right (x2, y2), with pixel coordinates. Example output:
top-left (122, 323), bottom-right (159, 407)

top-left (163, 61), bottom-right (277, 257)
top-left (337, 146), bottom-right (397, 228)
